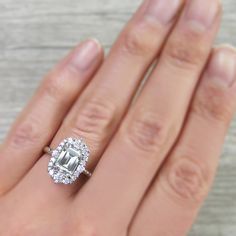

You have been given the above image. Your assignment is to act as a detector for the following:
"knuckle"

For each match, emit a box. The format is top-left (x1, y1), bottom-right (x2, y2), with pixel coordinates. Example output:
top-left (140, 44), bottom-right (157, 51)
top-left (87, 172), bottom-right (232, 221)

top-left (43, 74), bottom-right (63, 101)
top-left (72, 217), bottom-right (126, 236)
top-left (124, 112), bottom-right (169, 152)
top-left (72, 226), bottom-right (95, 236)
top-left (162, 152), bottom-right (210, 204)
top-left (43, 70), bottom-right (72, 102)
top-left (121, 21), bottom-right (158, 57)
top-left (10, 117), bottom-right (41, 149)
top-left (164, 34), bottom-right (206, 70)
top-left (70, 99), bottom-right (116, 139)
top-left (192, 83), bottom-right (233, 124)
top-left (71, 218), bottom-right (101, 236)
top-left (43, 61), bottom-right (83, 103)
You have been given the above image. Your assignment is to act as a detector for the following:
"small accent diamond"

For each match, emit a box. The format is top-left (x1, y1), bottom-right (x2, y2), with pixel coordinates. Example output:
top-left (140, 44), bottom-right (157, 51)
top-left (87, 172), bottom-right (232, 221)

top-left (48, 137), bottom-right (90, 184)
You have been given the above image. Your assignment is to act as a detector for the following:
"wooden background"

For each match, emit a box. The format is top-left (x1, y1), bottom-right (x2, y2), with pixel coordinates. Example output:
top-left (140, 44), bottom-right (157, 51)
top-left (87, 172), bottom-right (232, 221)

top-left (0, 0), bottom-right (236, 235)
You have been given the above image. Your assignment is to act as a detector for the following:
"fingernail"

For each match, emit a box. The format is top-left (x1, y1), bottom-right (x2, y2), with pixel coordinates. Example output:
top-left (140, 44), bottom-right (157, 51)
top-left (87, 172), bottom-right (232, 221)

top-left (184, 0), bottom-right (220, 31)
top-left (144, 0), bottom-right (181, 25)
top-left (207, 46), bottom-right (236, 87)
top-left (71, 39), bottom-right (101, 70)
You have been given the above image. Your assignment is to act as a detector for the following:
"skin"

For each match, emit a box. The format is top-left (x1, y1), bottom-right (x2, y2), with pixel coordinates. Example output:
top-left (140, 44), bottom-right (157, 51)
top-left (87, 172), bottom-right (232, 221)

top-left (0, 0), bottom-right (236, 235)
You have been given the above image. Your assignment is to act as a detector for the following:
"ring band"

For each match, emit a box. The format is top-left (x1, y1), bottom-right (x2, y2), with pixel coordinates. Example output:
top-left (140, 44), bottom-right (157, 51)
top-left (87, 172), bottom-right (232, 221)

top-left (44, 137), bottom-right (92, 184)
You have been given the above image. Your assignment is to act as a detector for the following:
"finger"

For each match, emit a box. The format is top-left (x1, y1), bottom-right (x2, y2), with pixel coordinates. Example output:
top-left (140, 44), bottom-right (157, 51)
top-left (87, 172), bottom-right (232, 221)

top-left (74, 0), bottom-right (222, 232)
top-left (129, 46), bottom-right (236, 236)
top-left (0, 39), bottom-right (103, 195)
top-left (23, 0), bottom-right (184, 196)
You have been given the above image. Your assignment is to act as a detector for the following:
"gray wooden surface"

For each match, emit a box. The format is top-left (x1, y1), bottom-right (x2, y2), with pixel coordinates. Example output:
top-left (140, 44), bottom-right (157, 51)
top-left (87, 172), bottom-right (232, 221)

top-left (0, 0), bottom-right (236, 235)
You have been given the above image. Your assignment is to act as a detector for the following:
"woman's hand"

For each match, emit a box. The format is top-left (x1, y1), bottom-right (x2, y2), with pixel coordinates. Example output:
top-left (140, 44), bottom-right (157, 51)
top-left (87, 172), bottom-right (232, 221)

top-left (0, 0), bottom-right (235, 235)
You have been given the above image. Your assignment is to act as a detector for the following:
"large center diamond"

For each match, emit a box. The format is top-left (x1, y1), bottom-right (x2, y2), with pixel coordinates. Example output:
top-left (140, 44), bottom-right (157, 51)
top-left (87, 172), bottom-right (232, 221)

top-left (48, 138), bottom-right (90, 184)
top-left (56, 147), bottom-right (81, 174)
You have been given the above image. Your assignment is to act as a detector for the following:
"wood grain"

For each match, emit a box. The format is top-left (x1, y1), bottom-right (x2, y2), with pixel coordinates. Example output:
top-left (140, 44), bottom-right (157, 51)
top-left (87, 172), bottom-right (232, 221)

top-left (0, 0), bottom-right (236, 235)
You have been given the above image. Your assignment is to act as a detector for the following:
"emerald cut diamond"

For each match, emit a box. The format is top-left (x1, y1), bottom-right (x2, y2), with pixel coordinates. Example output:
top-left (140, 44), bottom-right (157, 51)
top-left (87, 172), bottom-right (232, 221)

top-left (48, 138), bottom-right (90, 184)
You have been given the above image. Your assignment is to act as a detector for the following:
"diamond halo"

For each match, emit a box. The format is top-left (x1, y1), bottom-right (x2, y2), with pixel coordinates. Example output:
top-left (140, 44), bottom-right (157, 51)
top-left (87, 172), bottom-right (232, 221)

top-left (47, 137), bottom-right (90, 184)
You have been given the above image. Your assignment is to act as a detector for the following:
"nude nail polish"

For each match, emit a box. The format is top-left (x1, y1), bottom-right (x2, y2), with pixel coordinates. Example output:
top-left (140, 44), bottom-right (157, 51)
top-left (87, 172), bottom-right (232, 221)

top-left (184, 0), bottom-right (220, 31)
top-left (208, 46), bottom-right (236, 87)
top-left (71, 39), bottom-right (101, 70)
top-left (144, 0), bottom-right (181, 25)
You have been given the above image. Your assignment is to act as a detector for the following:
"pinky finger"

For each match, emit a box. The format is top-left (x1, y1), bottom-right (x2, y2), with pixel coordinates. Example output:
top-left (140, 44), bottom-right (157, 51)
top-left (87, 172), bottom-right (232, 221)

top-left (129, 46), bottom-right (236, 236)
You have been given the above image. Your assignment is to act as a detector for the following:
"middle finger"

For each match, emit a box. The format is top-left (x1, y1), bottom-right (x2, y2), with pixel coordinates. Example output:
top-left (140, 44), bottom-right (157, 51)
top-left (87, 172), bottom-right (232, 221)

top-left (74, 0), bottom-right (222, 233)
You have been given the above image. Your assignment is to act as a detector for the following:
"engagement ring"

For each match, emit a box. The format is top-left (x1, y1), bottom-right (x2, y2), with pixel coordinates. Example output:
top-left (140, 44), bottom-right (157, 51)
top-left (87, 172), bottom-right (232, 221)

top-left (44, 137), bottom-right (91, 185)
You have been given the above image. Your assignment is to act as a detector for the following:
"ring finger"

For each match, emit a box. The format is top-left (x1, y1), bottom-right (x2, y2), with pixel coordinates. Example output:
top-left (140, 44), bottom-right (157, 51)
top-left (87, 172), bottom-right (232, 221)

top-left (0, 39), bottom-right (103, 195)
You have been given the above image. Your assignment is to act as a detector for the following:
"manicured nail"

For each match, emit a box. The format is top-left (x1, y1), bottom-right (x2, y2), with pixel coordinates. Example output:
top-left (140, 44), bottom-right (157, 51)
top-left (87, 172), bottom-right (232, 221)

top-left (184, 0), bottom-right (220, 31)
top-left (71, 39), bottom-right (101, 70)
top-left (144, 0), bottom-right (181, 25)
top-left (208, 46), bottom-right (236, 87)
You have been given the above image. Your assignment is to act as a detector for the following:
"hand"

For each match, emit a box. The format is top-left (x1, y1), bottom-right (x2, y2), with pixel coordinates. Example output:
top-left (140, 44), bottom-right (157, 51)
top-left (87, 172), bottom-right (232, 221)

top-left (0, 0), bottom-right (235, 235)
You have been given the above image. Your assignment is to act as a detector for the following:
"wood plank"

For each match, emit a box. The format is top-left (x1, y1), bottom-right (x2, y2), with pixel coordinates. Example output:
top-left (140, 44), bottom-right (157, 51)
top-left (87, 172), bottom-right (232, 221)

top-left (0, 0), bottom-right (236, 234)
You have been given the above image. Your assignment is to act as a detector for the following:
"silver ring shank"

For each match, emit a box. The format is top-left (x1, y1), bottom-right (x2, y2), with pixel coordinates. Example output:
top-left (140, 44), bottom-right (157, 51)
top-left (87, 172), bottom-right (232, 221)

top-left (83, 169), bottom-right (92, 177)
top-left (44, 146), bottom-right (92, 178)
top-left (44, 146), bottom-right (53, 155)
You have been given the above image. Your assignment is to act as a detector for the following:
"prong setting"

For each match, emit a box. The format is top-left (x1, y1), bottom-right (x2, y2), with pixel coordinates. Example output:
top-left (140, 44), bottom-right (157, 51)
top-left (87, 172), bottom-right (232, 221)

top-left (48, 137), bottom-right (90, 184)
